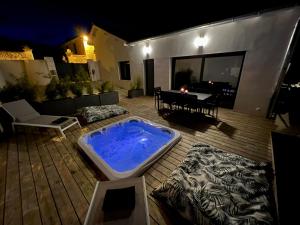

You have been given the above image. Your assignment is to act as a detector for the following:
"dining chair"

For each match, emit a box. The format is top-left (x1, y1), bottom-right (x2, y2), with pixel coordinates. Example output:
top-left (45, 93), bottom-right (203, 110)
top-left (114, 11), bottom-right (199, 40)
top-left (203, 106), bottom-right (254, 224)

top-left (154, 87), bottom-right (162, 110)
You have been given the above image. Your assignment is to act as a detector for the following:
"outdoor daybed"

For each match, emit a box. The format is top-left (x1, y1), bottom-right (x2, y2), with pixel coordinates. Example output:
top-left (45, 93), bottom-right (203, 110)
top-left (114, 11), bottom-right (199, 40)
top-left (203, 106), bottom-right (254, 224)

top-left (152, 144), bottom-right (274, 225)
top-left (76, 105), bottom-right (128, 124)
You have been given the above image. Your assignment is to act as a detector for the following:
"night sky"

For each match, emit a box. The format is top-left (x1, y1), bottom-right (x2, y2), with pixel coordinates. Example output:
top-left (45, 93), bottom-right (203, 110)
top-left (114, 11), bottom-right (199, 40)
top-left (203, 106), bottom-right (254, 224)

top-left (0, 0), bottom-right (299, 47)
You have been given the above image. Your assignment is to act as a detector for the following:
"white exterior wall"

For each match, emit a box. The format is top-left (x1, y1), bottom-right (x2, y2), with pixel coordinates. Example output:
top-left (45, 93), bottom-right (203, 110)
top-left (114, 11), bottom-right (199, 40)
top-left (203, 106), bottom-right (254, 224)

top-left (91, 26), bottom-right (131, 89)
top-left (153, 58), bottom-right (171, 91)
top-left (88, 60), bottom-right (101, 81)
top-left (126, 7), bottom-right (300, 116)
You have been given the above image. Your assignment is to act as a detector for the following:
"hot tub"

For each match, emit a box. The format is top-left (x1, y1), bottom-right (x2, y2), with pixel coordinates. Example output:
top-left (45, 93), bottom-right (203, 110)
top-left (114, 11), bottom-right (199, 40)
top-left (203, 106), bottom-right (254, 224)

top-left (78, 116), bottom-right (181, 180)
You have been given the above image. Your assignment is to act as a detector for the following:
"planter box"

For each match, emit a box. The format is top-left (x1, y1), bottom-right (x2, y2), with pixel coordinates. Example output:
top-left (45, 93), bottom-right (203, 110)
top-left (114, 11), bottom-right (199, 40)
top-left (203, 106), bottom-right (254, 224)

top-left (75, 94), bottom-right (101, 109)
top-left (289, 110), bottom-right (300, 126)
top-left (32, 92), bottom-right (119, 116)
top-left (0, 107), bottom-right (14, 139)
top-left (99, 91), bottom-right (119, 105)
top-left (36, 98), bottom-right (76, 116)
top-left (128, 89), bottom-right (144, 98)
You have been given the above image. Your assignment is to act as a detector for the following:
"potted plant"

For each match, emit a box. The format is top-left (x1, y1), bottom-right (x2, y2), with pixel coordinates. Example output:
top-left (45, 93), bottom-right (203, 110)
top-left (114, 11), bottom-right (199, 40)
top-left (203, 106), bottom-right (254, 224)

top-left (39, 77), bottom-right (75, 115)
top-left (0, 74), bottom-right (37, 103)
top-left (73, 81), bottom-right (100, 109)
top-left (98, 81), bottom-right (119, 105)
top-left (128, 77), bottom-right (144, 98)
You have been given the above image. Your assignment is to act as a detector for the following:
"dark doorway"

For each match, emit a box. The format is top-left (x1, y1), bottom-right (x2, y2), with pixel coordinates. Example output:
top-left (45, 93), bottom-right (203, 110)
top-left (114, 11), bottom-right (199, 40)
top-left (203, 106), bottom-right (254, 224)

top-left (144, 59), bottom-right (154, 96)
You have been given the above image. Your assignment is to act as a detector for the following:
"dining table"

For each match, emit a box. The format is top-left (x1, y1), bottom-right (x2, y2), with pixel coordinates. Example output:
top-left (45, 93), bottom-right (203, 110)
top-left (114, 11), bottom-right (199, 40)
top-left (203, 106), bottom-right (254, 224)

top-left (167, 90), bottom-right (212, 101)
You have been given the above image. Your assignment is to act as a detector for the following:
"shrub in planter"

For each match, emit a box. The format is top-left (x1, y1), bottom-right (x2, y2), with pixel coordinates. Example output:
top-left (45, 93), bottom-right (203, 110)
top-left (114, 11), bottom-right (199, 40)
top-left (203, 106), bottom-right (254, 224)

top-left (85, 82), bottom-right (94, 95)
top-left (57, 80), bottom-right (70, 98)
top-left (130, 76), bottom-right (142, 90)
top-left (0, 82), bottom-right (19, 102)
top-left (70, 82), bottom-right (83, 97)
top-left (95, 81), bottom-right (119, 105)
top-left (17, 75), bottom-right (37, 102)
top-left (74, 66), bottom-right (90, 82)
top-left (128, 77), bottom-right (144, 98)
top-left (45, 77), bottom-right (59, 100)
top-left (0, 74), bottom-right (37, 102)
top-left (100, 81), bottom-right (114, 93)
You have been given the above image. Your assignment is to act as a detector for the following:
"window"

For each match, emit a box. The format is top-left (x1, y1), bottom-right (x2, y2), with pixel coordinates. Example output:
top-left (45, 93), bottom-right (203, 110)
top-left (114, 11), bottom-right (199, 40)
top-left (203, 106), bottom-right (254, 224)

top-left (119, 61), bottom-right (131, 80)
top-left (171, 52), bottom-right (245, 109)
top-left (174, 58), bottom-right (203, 90)
top-left (202, 55), bottom-right (244, 88)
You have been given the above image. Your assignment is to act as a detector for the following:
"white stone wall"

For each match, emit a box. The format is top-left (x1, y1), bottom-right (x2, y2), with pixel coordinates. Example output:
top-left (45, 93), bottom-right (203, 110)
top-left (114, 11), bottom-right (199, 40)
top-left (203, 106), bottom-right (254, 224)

top-left (0, 59), bottom-right (55, 87)
top-left (24, 60), bottom-right (52, 86)
top-left (0, 61), bottom-right (25, 87)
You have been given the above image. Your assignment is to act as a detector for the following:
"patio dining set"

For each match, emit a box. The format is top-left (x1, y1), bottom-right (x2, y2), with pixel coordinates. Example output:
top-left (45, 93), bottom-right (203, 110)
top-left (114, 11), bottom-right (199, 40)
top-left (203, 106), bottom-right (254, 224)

top-left (154, 87), bottom-right (219, 119)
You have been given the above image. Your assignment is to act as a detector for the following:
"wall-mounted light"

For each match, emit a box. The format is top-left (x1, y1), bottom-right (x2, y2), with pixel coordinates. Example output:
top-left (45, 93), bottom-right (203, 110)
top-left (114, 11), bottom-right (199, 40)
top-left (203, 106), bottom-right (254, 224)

top-left (83, 35), bottom-right (88, 47)
top-left (83, 35), bottom-right (88, 42)
top-left (193, 36), bottom-right (208, 48)
top-left (143, 45), bottom-right (152, 55)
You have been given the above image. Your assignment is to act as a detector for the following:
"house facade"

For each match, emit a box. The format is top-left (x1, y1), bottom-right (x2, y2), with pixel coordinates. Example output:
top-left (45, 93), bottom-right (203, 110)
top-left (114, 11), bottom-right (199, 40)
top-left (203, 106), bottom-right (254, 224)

top-left (91, 7), bottom-right (300, 117)
top-left (90, 26), bottom-right (131, 89)
top-left (62, 36), bottom-right (96, 63)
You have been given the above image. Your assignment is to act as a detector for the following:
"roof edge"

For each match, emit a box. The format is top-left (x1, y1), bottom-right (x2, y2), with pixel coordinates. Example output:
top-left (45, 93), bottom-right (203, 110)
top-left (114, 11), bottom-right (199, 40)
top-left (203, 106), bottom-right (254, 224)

top-left (128, 5), bottom-right (299, 45)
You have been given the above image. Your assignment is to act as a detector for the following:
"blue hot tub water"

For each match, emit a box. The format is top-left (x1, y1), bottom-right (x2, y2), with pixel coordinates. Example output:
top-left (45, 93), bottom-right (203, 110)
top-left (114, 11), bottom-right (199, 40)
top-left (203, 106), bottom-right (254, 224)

top-left (85, 120), bottom-right (175, 172)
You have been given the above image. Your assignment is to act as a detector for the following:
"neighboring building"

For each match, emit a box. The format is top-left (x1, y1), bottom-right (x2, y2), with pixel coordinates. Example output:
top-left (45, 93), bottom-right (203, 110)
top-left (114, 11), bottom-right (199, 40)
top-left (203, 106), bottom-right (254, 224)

top-left (91, 6), bottom-right (300, 117)
top-left (62, 36), bottom-right (96, 63)
top-left (0, 47), bottom-right (34, 60)
top-left (61, 35), bottom-right (100, 81)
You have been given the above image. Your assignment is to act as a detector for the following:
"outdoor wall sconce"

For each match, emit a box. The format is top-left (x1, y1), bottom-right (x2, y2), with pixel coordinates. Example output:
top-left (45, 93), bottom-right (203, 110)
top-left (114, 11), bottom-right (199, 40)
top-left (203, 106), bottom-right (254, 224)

top-left (143, 45), bottom-right (152, 55)
top-left (193, 36), bottom-right (208, 48)
top-left (83, 35), bottom-right (88, 46)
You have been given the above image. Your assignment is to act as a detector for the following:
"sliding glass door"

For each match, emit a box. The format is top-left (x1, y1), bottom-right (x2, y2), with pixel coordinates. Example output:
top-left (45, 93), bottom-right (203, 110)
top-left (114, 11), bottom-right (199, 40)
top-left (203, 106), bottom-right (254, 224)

top-left (171, 52), bottom-right (245, 108)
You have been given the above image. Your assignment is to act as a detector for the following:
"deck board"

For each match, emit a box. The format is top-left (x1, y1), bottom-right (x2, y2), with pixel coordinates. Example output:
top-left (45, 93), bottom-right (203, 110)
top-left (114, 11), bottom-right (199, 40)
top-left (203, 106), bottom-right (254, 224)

top-left (17, 135), bottom-right (42, 225)
top-left (4, 137), bottom-right (22, 225)
top-left (0, 141), bottom-right (7, 225)
top-left (0, 92), bottom-right (278, 225)
top-left (26, 133), bottom-right (61, 225)
top-left (35, 135), bottom-right (80, 225)
top-left (44, 135), bottom-right (89, 224)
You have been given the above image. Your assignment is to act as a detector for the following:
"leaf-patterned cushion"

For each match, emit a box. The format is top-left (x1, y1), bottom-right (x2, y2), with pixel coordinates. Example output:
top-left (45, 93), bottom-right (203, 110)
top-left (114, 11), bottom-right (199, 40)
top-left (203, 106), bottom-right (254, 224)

top-left (151, 144), bottom-right (274, 225)
top-left (77, 105), bottom-right (128, 123)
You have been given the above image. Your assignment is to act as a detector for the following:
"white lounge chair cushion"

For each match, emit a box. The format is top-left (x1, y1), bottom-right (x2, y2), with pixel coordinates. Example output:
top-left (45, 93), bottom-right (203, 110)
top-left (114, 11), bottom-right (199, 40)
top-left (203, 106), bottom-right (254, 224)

top-left (3, 99), bottom-right (40, 122)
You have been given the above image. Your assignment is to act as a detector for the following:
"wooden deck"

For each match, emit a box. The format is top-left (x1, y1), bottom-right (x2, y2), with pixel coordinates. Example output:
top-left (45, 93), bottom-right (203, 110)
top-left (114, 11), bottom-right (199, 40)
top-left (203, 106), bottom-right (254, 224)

top-left (0, 91), bottom-right (279, 225)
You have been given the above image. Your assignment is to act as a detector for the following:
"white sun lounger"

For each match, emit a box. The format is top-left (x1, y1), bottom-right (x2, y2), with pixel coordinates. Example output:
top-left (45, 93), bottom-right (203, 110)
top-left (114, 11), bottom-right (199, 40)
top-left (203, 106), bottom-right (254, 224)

top-left (2, 99), bottom-right (81, 138)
